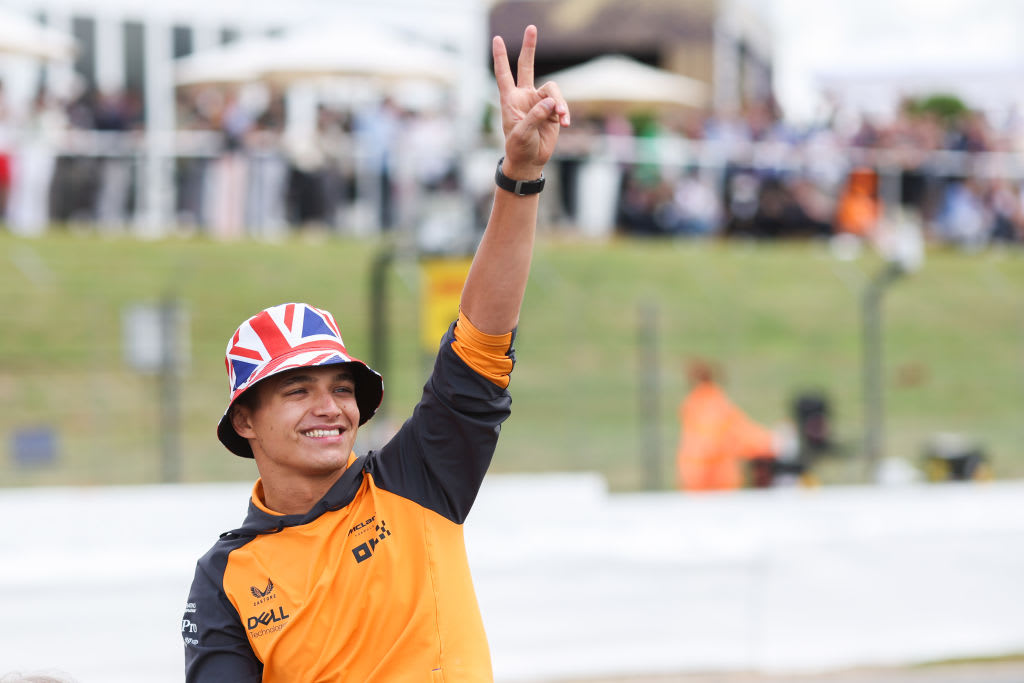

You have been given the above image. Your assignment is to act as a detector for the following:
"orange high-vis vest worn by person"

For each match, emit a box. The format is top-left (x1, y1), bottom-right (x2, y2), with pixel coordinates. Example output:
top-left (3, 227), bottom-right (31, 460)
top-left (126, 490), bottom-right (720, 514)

top-left (676, 379), bottom-right (776, 491)
top-left (835, 166), bottom-right (880, 237)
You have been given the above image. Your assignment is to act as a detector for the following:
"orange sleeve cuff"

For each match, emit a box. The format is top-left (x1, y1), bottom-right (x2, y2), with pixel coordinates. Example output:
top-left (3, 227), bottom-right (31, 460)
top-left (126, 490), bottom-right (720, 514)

top-left (451, 311), bottom-right (514, 389)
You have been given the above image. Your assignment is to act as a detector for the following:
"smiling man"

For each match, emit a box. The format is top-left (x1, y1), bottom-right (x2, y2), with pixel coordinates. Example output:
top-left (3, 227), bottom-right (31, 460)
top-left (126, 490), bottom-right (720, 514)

top-left (182, 24), bottom-right (569, 682)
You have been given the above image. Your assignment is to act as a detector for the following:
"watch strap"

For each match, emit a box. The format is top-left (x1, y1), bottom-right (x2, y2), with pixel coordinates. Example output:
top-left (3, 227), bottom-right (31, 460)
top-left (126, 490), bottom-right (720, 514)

top-left (495, 157), bottom-right (545, 196)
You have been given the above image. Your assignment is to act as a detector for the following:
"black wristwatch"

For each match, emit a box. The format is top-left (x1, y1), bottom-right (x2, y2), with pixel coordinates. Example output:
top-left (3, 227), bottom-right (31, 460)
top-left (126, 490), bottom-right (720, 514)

top-left (495, 157), bottom-right (545, 196)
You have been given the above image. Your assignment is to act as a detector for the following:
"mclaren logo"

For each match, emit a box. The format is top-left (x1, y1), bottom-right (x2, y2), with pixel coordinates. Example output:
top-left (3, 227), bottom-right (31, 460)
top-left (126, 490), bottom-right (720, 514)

top-left (251, 579), bottom-right (274, 599)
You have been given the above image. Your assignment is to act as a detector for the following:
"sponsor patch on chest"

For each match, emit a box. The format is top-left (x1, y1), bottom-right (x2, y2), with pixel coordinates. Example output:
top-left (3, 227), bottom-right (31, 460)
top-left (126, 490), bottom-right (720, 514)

top-left (347, 515), bottom-right (393, 563)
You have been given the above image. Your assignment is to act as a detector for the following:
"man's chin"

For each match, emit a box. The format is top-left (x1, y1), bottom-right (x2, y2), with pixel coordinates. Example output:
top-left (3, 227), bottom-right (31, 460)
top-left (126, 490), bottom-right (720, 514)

top-left (300, 446), bottom-right (353, 471)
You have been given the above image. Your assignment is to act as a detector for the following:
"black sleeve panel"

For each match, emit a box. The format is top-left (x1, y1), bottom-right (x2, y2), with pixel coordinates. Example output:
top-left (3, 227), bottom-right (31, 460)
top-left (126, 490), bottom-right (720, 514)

top-left (183, 540), bottom-right (263, 683)
top-left (368, 322), bottom-right (513, 523)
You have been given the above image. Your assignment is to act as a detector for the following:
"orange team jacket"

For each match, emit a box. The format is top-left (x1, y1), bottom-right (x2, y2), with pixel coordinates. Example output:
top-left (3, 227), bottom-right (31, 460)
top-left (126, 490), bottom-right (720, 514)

top-left (676, 380), bottom-right (775, 491)
top-left (182, 314), bottom-right (515, 682)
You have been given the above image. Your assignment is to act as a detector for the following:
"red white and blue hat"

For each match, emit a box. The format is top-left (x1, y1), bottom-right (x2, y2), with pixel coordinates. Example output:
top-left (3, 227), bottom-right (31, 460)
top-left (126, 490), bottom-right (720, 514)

top-left (217, 302), bottom-right (383, 458)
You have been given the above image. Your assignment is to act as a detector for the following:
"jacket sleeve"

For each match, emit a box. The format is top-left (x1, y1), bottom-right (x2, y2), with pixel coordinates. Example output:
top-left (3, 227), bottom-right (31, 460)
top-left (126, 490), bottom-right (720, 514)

top-left (183, 551), bottom-right (262, 682)
top-left (368, 317), bottom-right (514, 523)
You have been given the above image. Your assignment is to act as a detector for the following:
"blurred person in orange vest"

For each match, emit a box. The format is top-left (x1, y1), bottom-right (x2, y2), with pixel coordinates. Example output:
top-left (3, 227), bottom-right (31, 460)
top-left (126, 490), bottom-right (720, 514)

top-left (834, 166), bottom-right (881, 238)
top-left (676, 360), bottom-right (776, 491)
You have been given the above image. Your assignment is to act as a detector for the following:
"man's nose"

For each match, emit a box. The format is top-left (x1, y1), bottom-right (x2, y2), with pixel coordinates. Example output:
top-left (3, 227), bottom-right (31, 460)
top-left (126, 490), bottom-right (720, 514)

top-left (311, 388), bottom-right (342, 415)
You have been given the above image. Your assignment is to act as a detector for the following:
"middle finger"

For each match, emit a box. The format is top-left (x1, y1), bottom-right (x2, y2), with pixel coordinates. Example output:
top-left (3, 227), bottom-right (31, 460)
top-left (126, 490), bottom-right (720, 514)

top-left (517, 24), bottom-right (537, 89)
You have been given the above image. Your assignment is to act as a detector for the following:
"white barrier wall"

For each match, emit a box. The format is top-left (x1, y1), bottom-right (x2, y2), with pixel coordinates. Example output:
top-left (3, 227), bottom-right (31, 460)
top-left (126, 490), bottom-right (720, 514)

top-left (2, 475), bottom-right (1023, 682)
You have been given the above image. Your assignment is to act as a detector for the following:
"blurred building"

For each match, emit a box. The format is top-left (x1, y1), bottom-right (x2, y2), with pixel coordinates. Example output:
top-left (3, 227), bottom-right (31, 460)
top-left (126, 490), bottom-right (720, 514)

top-left (488, 0), bottom-right (775, 115)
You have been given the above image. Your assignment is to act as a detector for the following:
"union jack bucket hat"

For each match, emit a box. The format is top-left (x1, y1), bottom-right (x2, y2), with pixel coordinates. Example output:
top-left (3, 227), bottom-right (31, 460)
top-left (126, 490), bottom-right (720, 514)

top-left (217, 302), bottom-right (383, 458)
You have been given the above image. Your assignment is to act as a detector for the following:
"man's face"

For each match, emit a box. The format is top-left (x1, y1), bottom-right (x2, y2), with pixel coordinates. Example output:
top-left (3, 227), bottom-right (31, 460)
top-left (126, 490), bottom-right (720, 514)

top-left (231, 365), bottom-right (360, 479)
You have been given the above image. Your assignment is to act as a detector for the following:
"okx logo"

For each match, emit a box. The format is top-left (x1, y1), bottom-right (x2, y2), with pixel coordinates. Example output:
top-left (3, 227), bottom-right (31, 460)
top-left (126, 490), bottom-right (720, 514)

top-left (352, 519), bottom-right (392, 563)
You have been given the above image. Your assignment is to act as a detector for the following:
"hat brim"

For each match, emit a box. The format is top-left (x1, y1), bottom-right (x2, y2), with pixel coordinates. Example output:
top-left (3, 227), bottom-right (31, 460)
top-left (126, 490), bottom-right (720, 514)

top-left (217, 357), bottom-right (383, 458)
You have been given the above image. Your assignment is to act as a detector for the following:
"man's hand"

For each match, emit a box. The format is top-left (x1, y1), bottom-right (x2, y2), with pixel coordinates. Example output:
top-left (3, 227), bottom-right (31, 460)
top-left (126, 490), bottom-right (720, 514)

top-left (492, 25), bottom-right (570, 180)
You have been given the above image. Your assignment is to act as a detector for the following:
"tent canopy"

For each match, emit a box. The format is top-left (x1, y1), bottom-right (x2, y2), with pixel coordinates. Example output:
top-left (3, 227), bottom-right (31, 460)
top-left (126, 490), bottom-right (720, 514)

top-left (175, 21), bottom-right (458, 88)
top-left (0, 6), bottom-right (76, 61)
top-left (540, 54), bottom-right (708, 114)
top-left (260, 22), bottom-right (458, 86)
top-left (174, 37), bottom-right (279, 87)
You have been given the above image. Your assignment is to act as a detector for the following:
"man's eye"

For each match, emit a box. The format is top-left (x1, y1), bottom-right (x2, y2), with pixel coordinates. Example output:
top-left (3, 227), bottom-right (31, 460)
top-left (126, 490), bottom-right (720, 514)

top-left (286, 388), bottom-right (307, 396)
top-left (334, 386), bottom-right (354, 394)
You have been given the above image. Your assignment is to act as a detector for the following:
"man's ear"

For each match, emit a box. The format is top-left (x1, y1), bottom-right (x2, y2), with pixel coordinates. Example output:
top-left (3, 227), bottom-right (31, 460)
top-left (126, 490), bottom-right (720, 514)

top-left (231, 405), bottom-right (256, 439)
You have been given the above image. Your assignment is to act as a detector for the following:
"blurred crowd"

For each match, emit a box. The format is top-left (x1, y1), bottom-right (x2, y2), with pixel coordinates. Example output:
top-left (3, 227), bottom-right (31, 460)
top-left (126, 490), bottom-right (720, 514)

top-left (2, 79), bottom-right (1024, 250)
top-left (560, 96), bottom-right (1024, 249)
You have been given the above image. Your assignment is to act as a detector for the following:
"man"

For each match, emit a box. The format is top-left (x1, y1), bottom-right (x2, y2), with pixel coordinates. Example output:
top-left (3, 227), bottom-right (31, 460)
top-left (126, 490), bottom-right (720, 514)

top-left (181, 25), bottom-right (569, 682)
top-left (676, 360), bottom-right (777, 491)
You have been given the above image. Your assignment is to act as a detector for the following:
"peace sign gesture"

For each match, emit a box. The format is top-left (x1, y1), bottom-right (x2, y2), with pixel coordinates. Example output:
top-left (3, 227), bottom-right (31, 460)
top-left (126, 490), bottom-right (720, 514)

top-left (492, 25), bottom-right (570, 180)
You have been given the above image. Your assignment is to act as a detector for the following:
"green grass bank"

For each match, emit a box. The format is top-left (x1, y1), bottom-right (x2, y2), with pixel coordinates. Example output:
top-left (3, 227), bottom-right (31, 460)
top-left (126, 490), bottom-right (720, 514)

top-left (2, 231), bottom-right (1022, 490)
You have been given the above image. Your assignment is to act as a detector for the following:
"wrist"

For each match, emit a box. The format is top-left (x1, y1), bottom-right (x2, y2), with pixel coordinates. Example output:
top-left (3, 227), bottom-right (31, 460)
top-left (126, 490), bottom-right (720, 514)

top-left (495, 157), bottom-right (545, 196)
top-left (500, 158), bottom-right (545, 181)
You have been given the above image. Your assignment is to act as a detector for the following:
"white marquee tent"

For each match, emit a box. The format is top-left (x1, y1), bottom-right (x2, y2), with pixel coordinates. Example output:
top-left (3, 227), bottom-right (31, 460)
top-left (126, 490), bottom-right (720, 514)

top-left (541, 54), bottom-right (708, 113)
top-left (0, 5), bottom-right (76, 61)
top-left (175, 20), bottom-right (458, 88)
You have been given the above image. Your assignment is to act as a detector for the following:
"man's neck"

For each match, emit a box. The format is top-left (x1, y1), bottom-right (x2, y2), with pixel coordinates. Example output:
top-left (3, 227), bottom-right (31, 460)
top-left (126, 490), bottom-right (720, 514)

top-left (255, 468), bottom-right (347, 515)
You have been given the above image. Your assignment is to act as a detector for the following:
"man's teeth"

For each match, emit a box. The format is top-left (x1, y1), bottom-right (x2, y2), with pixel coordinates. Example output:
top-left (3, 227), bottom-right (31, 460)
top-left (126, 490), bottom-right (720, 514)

top-left (305, 429), bottom-right (341, 438)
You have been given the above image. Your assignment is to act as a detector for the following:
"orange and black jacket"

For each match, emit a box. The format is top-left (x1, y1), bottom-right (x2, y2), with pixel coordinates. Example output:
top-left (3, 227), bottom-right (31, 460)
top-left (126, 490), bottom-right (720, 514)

top-left (182, 316), bottom-right (514, 682)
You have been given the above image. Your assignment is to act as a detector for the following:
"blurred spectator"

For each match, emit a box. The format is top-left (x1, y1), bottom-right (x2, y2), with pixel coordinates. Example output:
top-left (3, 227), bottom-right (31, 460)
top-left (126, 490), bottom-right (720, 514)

top-left (245, 98), bottom-right (288, 238)
top-left (834, 166), bottom-right (880, 239)
top-left (676, 360), bottom-right (777, 492)
top-left (93, 90), bottom-right (135, 230)
top-left (789, 176), bottom-right (836, 235)
top-left (0, 80), bottom-right (11, 219)
top-left (354, 96), bottom-right (401, 231)
top-left (722, 168), bottom-right (760, 237)
top-left (404, 108), bottom-right (457, 192)
top-left (750, 175), bottom-right (831, 238)
top-left (6, 90), bottom-right (66, 236)
top-left (552, 117), bottom-right (598, 225)
top-left (665, 167), bottom-right (721, 237)
top-left (283, 110), bottom-right (329, 229)
top-left (397, 106), bottom-right (459, 231)
top-left (209, 90), bottom-right (253, 239)
top-left (4, 74), bottom-right (1023, 251)
top-left (616, 167), bottom-right (660, 235)
top-left (988, 178), bottom-right (1023, 243)
top-left (603, 110), bottom-right (636, 161)
top-left (935, 176), bottom-right (990, 248)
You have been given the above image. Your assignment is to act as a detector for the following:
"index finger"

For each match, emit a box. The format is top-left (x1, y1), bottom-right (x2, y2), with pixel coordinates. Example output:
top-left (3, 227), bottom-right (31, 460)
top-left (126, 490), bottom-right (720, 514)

top-left (516, 24), bottom-right (537, 90)
top-left (491, 35), bottom-right (515, 94)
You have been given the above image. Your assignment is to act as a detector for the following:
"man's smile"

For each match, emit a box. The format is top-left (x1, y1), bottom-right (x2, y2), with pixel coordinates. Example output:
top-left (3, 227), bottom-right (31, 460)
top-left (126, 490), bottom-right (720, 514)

top-left (303, 428), bottom-right (344, 438)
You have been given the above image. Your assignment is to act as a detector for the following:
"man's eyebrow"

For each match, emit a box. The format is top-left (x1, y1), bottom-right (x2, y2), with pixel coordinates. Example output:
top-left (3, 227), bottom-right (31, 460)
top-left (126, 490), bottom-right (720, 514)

top-left (279, 370), bottom-right (354, 387)
top-left (279, 373), bottom-right (315, 387)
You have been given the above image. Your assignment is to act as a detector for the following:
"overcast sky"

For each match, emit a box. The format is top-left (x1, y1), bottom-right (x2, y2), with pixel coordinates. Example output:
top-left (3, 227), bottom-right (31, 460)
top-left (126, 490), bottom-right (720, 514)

top-left (770, 0), bottom-right (1024, 121)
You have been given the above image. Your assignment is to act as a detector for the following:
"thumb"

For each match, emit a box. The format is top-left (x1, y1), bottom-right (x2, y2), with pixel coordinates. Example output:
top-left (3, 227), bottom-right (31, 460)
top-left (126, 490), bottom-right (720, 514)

top-left (521, 97), bottom-right (556, 129)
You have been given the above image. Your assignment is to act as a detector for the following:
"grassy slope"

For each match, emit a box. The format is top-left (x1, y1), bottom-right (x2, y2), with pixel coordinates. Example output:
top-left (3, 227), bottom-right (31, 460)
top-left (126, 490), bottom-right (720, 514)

top-left (1, 231), bottom-right (1021, 489)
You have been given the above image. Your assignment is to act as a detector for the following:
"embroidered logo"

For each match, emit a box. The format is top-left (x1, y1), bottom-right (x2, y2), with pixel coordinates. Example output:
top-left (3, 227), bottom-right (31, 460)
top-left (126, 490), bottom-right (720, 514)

top-left (244, 578), bottom-right (291, 639)
top-left (250, 579), bottom-right (274, 599)
top-left (247, 610), bottom-right (292, 634)
top-left (182, 602), bottom-right (199, 647)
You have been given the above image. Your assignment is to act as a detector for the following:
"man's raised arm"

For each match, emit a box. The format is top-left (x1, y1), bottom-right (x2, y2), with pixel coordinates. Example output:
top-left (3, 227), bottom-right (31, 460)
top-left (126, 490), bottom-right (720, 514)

top-left (459, 24), bottom-right (570, 335)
